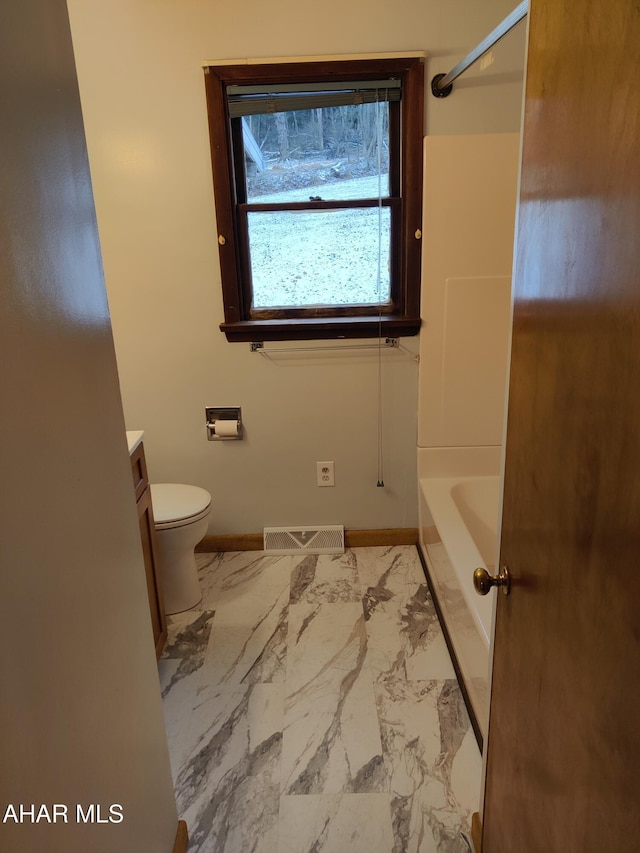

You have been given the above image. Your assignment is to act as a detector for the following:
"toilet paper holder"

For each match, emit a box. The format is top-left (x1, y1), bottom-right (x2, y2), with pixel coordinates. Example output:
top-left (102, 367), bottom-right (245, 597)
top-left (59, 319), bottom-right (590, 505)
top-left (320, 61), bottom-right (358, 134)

top-left (205, 406), bottom-right (243, 441)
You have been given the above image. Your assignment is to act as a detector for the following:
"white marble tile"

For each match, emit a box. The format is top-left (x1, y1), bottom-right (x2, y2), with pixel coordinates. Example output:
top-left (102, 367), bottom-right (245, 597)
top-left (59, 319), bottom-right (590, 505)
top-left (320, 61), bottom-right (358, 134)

top-left (160, 609), bottom-right (216, 696)
top-left (356, 545), bottom-right (428, 601)
top-left (282, 601), bottom-right (386, 795)
top-left (161, 548), bottom-right (481, 853)
top-left (289, 551), bottom-right (361, 605)
top-left (159, 656), bottom-right (199, 784)
top-left (365, 585), bottom-right (456, 683)
top-left (286, 601), bottom-right (366, 690)
top-left (278, 793), bottom-right (395, 853)
top-left (198, 579), bottom-right (289, 687)
top-left (450, 728), bottom-right (481, 821)
top-left (186, 775), bottom-right (280, 853)
top-left (248, 682), bottom-right (285, 766)
top-left (199, 551), bottom-right (292, 610)
top-left (375, 678), bottom-right (481, 853)
top-left (175, 683), bottom-right (251, 806)
top-left (175, 680), bottom-right (283, 853)
top-left (158, 608), bottom-right (216, 779)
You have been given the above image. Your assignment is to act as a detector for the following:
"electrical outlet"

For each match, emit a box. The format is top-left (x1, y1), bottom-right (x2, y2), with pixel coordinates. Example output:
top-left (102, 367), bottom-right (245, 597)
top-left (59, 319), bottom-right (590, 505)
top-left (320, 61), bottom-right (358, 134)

top-left (317, 461), bottom-right (335, 487)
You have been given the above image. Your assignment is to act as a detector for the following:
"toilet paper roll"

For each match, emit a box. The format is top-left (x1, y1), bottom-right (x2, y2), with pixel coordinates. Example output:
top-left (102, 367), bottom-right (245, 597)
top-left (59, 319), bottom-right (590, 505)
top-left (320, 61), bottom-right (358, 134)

top-left (214, 419), bottom-right (239, 437)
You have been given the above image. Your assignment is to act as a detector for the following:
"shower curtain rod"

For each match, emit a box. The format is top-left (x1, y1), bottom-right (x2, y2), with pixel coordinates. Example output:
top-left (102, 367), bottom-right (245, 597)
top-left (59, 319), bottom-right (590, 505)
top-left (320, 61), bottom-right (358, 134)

top-left (431, 0), bottom-right (528, 98)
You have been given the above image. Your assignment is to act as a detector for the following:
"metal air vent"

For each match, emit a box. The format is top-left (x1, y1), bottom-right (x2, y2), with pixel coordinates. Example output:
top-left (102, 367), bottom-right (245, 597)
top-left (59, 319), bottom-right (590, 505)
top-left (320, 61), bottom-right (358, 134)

top-left (263, 525), bottom-right (345, 555)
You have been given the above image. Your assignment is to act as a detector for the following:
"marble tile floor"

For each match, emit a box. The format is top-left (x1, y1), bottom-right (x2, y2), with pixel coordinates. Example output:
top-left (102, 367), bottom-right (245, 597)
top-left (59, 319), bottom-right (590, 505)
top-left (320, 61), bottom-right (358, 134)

top-left (158, 546), bottom-right (482, 853)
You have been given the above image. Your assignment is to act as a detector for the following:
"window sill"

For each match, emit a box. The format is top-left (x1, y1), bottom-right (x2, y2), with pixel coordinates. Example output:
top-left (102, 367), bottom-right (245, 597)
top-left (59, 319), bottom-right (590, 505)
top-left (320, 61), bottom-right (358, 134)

top-left (220, 315), bottom-right (421, 343)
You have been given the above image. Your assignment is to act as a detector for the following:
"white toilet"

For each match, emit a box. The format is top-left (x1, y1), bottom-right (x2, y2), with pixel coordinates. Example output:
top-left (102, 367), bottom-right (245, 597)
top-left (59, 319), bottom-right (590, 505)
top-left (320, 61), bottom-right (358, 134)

top-left (150, 483), bottom-right (212, 615)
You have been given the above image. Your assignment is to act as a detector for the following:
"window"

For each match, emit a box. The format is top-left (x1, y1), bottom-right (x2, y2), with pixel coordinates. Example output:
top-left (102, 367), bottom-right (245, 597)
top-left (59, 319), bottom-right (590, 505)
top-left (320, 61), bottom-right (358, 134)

top-left (203, 55), bottom-right (424, 342)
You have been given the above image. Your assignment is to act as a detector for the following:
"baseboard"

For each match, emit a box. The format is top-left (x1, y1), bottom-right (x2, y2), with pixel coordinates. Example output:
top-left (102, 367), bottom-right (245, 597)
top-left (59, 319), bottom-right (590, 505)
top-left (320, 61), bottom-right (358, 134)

top-left (197, 533), bottom-right (264, 552)
top-left (173, 820), bottom-right (188, 853)
top-left (471, 812), bottom-right (482, 852)
top-left (345, 528), bottom-right (418, 547)
top-left (196, 528), bottom-right (418, 552)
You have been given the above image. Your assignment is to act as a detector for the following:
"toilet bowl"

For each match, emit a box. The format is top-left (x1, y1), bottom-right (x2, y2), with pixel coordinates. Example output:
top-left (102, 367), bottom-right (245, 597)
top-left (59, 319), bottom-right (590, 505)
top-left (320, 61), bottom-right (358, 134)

top-left (150, 483), bottom-right (211, 615)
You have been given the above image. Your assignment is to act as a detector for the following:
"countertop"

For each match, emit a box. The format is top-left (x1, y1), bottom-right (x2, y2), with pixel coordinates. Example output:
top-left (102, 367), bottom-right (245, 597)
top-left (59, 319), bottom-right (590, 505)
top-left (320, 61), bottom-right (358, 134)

top-left (126, 430), bottom-right (144, 455)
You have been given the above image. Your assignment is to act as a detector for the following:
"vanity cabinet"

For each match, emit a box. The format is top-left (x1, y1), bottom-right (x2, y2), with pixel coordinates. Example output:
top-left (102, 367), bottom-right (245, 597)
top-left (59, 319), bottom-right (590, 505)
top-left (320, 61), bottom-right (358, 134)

top-left (130, 441), bottom-right (167, 659)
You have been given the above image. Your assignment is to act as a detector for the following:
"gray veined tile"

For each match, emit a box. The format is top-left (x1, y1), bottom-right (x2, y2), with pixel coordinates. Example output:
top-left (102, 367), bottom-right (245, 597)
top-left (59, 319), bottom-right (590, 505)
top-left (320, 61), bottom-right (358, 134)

top-left (285, 601), bottom-right (370, 692)
top-left (357, 546), bottom-right (429, 605)
top-left (177, 683), bottom-right (252, 805)
top-left (278, 793), bottom-right (395, 853)
top-left (365, 585), bottom-right (455, 683)
top-left (202, 781), bottom-right (279, 853)
top-left (449, 727), bottom-right (481, 836)
top-left (158, 609), bottom-right (216, 779)
top-left (175, 681), bottom-right (284, 853)
top-left (290, 551), bottom-right (360, 605)
top-left (282, 602), bottom-right (386, 795)
top-left (353, 545), bottom-right (404, 592)
top-left (198, 580), bottom-right (289, 687)
top-left (375, 679), bottom-right (481, 853)
top-left (161, 548), bottom-right (480, 853)
top-left (159, 609), bottom-right (216, 698)
top-left (186, 775), bottom-right (280, 853)
top-left (198, 551), bottom-right (293, 611)
top-left (248, 682), bottom-right (285, 760)
top-left (159, 661), bottom-right (200, 784)
top-left (195, 549), bottom-right (227, 576)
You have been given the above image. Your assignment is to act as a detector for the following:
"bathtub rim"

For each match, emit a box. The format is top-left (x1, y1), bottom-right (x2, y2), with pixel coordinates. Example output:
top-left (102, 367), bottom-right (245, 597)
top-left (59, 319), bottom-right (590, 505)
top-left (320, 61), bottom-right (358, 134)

top-left (417, 445), bottom-right (503, 743)
top-left (419, 473), bottom-right (498, 646)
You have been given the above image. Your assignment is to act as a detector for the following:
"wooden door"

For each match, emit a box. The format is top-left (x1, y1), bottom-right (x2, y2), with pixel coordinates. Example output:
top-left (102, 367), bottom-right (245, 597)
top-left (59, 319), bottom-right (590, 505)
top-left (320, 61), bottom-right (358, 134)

top-left (482, 1), bottom-right (640, 850)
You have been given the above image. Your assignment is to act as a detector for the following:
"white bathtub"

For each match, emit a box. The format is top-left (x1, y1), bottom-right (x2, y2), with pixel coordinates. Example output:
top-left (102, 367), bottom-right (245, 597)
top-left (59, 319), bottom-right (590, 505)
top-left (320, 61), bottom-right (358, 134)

top-left (417, 447), bottom-right (502, 740)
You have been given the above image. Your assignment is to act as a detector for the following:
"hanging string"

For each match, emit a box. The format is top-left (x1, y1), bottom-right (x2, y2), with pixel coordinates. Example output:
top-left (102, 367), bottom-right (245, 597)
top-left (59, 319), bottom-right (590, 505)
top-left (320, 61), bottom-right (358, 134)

top-left (375, 95), bottom-right (385, 488)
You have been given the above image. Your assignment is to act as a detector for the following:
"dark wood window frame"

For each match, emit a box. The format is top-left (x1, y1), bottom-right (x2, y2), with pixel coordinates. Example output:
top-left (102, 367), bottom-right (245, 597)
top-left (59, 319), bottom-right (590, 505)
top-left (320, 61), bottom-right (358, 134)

top-left (203, 55), bottom-right (424, 342)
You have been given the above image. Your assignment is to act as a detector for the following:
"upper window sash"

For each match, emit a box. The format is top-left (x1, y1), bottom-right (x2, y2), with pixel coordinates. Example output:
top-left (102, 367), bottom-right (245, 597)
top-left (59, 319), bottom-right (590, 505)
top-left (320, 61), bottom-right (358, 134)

top-left (227, 79), bottom-right (401, 117)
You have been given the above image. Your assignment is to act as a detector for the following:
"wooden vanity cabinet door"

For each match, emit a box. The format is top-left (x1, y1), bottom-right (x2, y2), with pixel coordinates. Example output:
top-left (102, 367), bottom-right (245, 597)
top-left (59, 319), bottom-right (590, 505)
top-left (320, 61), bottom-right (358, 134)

top-left (131, 443), bottom-right (167, 659)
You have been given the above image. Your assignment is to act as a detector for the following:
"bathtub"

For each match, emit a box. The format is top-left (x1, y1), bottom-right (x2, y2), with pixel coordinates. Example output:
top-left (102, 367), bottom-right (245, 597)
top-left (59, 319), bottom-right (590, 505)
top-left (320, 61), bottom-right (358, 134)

top-left (417, 446), bottom-right (502, 743)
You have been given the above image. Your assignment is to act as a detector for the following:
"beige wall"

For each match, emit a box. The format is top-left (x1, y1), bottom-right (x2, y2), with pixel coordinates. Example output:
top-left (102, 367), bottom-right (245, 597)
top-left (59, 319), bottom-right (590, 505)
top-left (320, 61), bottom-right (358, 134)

top-left (66, 0), bottom-right (526, 536)
top-left (1, 2), bottom-right (178, 850)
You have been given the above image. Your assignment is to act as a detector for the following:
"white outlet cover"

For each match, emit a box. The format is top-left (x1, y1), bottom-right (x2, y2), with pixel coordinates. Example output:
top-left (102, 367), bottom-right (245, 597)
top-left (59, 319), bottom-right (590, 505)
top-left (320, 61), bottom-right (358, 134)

top-left (317, 461), bottom-right (335, 487)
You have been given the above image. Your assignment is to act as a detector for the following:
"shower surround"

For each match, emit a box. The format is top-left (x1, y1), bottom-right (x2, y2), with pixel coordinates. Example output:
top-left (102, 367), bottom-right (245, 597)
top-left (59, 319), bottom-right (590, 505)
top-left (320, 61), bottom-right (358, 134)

top-left (417, 132), bottom-right (520, 743)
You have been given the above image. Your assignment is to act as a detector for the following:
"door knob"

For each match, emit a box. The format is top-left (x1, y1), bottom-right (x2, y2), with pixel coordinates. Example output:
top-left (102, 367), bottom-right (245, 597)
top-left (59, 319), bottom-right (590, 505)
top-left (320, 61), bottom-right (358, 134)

top-left (473, 565), bottom-right (511, 596)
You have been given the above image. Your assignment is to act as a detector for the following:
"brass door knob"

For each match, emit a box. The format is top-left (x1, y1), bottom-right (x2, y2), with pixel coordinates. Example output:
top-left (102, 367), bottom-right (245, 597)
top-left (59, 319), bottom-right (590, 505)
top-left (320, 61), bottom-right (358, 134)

top-left (473, 565), bottom-right (511, 596)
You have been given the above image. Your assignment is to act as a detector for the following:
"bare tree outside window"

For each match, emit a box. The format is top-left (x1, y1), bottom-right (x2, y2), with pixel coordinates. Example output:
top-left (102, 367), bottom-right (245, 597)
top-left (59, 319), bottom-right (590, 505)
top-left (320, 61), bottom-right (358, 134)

top-left (243, 103), bottom-right (391, 309)
top-left (203, 56), bottom-right (424, 343)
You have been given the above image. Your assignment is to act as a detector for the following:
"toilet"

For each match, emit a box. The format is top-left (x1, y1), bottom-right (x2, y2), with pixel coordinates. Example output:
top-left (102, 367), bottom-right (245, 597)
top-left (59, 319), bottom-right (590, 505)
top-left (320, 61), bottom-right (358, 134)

top-left (150, 483), bottom-right (212, 615)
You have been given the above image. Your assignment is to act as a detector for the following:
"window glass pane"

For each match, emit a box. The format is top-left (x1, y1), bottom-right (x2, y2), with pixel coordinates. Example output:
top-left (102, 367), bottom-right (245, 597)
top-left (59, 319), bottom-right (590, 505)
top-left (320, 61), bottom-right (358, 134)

top-left (248, 208), bottom-right (391, 308)
top-left (243, 103), bottom-right (390, 202)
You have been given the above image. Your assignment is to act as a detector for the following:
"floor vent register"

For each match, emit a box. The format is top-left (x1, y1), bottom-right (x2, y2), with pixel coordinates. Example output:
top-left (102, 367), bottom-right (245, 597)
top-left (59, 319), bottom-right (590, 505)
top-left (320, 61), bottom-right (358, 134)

top-left (263, 525), bottom-right (345, 555)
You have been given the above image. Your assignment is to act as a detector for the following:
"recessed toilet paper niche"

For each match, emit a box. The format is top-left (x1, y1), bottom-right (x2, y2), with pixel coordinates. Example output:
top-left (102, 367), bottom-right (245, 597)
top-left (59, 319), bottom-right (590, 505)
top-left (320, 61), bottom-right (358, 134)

top-left (205, 406), bottom-right (243, 441)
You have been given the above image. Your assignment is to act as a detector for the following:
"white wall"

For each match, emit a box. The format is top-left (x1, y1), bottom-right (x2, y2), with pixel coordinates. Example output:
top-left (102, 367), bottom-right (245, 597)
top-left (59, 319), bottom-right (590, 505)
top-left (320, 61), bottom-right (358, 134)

top-left (0, 3), bottom-right (178, 850)
top-left (66, 0), bottom-right (526, 536)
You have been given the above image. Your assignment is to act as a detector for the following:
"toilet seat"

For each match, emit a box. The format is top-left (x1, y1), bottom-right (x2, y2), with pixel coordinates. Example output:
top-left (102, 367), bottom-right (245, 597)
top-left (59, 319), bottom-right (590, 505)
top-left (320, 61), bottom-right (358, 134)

top-left (151, 483), bottom-right (211, 530)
